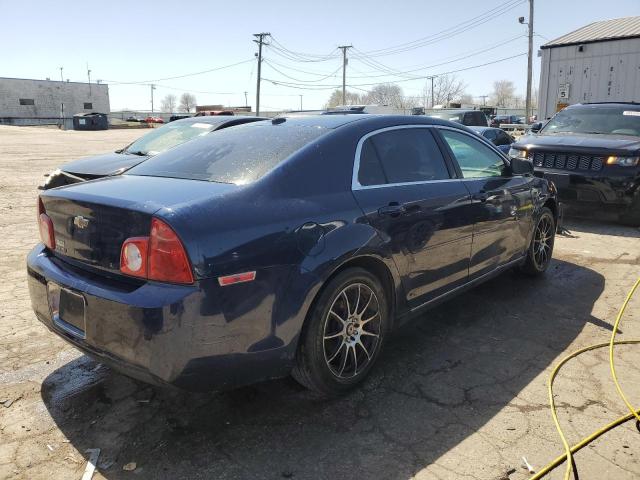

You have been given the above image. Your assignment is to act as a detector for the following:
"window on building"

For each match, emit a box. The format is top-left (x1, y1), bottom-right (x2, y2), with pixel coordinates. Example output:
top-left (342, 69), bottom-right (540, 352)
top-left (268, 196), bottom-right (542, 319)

top-left (83, 102), bottom-right (93, 110)
top-left (19, 99), bottom-right (35, 106)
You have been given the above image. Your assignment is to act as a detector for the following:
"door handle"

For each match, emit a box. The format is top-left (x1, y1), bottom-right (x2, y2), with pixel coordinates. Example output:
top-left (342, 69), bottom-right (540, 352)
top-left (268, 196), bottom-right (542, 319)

top-left (378, 202), bottom-right (405, 217)
top-left (472, 192), bottom-right (489, 202)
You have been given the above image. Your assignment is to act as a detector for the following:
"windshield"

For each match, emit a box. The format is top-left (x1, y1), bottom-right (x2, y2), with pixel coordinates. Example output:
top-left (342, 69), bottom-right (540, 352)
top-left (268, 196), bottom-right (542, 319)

top-left (127, 123), bottom-right (328, 184)
top-left (124, 121), bottom-right (217, 156)
top-left (429, 112), bottom-right (461, 122)
top-left (542, 106), bottom-right (640, 137)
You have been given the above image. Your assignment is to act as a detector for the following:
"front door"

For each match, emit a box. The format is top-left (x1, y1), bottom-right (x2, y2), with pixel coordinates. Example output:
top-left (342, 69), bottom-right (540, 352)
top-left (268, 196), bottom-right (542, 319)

top-left (436, 128), bottom-right (534, 279)
top-left (351, 126), bottom-right (474, 309)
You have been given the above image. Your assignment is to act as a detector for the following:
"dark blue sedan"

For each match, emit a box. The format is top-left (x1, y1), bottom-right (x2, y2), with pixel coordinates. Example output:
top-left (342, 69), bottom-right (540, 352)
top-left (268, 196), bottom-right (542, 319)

top-left (28, 115), bottom-right (558, 395)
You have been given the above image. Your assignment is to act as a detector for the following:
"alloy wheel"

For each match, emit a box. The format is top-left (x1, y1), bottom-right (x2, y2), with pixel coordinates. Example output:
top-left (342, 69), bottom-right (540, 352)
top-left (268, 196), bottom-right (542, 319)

top-left (533, 214), bottom-right (553, 269)
top-left (322, 283), bottom-right (382, 379)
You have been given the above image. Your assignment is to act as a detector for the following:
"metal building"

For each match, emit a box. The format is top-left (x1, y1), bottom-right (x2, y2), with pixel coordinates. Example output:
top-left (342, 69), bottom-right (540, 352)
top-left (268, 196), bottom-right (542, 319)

top-left (0, 77), bottom-right (110, 127)
top-left (538, 16), bottom-right (640, 120)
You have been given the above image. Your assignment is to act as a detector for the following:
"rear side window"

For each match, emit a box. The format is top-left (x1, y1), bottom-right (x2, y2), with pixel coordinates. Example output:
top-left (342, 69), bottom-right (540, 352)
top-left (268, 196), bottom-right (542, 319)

top-left (127, 124), bottom-right (326, 184)
top-left (483, 129), bottom-right (497, 141)
top-left (357, 128), bottom-right (450, 186)
top-left (440, 129), bottom-right (506, 178)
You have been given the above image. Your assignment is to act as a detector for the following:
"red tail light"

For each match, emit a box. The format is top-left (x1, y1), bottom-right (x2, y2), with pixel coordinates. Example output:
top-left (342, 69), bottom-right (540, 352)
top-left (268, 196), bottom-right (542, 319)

top-left (37, 197), bottom-right (56, 250)
top-left (119, 218), bottom-right (193, 284)
top-left (148, 218), bottom-right (194, 284)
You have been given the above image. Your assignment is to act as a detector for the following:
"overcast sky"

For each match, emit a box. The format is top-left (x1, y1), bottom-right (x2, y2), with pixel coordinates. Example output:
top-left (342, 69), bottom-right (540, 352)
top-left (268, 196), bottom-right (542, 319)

top-left (2, 0), bottom-right (639, 111)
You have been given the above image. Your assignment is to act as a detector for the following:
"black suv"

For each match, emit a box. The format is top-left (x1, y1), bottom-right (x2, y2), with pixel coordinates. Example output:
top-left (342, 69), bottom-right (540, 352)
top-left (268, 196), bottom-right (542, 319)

top-left (509, 103), bottom-right (640, 226)
top-left (427, 109), bottom-right (488, 126)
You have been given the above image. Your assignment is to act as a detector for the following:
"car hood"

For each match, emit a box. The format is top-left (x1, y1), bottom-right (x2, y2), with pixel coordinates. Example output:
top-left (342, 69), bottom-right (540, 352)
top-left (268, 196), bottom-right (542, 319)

top-left (517, 133), bottom-right (640, 154)
top-left (61, 151), bottom-right (150, 177)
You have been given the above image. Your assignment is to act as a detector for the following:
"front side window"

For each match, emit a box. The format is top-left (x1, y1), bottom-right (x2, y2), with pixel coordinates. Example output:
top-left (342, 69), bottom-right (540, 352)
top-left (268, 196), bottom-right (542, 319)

top-left (440, 129), bottom-right (506, 178)
top-left (357, 128), bottom-right (451, 187)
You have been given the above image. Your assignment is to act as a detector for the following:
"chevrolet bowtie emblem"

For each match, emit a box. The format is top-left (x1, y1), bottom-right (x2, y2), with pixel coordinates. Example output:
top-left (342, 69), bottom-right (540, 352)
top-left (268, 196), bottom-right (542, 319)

top-left (73, 216), bottom-right (89, 229)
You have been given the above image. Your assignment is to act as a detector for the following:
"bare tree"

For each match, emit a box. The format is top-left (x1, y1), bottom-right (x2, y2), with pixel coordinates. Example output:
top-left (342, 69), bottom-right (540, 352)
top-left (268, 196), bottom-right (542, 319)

top-left (179, 93), bottom-right (197, 113)
top-left (361, 83), bottom-right (406, 108)
top-left (490, 80), bottom-right (516, 107)
top-left (458, 93), bottom-right (475, 105)
top-left (325, 89), bottom-right (363, 108)
top-left (424, 74), bottom-right (467, 107)
top-left (161, 94), bottom-right (177, 114)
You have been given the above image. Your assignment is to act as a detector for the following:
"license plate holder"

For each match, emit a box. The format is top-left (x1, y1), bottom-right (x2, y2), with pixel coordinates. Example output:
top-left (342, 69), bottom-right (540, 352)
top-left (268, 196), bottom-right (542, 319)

top-left (47, 283), bottom-right (86, 339)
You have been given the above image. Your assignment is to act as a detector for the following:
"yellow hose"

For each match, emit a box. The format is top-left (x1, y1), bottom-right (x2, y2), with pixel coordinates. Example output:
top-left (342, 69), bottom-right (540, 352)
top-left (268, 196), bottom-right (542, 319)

top-left (531, 277), bottom-right (640, 480)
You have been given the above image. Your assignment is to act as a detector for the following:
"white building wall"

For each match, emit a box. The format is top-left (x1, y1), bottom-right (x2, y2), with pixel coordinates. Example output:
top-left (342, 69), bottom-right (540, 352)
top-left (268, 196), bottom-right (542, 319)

top-left (0, 77), bottom-right (110, 124)
top-left (538, 37), bottom-right (640, 119)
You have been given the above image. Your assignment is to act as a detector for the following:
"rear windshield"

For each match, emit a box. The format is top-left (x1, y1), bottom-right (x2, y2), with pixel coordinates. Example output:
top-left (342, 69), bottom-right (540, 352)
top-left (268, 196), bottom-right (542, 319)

top-left (124, 120), bottom-right (217, 156)
top-left (127, 123), bottom-right (327, 184)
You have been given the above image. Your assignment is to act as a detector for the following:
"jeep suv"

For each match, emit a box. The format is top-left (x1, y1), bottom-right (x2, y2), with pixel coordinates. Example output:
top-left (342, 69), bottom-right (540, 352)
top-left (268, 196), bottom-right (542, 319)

top-left (427, 109), bottom-right (489, 127)
top-left (509, 103), bottom-right (640, 225)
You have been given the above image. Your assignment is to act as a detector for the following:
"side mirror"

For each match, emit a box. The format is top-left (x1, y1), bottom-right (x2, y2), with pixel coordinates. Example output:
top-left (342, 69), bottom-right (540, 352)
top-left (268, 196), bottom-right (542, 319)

top-left (510, 157), bottom-right (533, 175)
top-left (530, 122), bottom-right (543, 133)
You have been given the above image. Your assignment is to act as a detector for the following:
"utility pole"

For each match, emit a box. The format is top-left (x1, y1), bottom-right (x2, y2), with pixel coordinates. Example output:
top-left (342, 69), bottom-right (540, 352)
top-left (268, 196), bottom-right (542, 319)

top-left (244, 91), bottom-right (248, 107)
top-left (59, 67), bottom-right (63, 82)
top-left (479, 95), bottom-right (488, 106)
top-left (150, 84), bottom-right (156, 114)
top-left (253, 32), bottom-right (270, 116)
top-left (338, 45), bottom-right (352, 105)
top-left (425, 75), bottom-right (436, 108)
top-left (87, 63), bottom-right (92, 97)
top-left (299, 95), bottom-right (303, 110)
top-left (524, 0), bottom-right (534, 122)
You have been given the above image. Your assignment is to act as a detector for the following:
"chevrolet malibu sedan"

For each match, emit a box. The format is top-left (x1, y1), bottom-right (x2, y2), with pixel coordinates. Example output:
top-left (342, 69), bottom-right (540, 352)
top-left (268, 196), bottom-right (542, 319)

top-left (42, 115), bottom-right (265, 189)
top-left (28, 115), bottom-right (558, 395)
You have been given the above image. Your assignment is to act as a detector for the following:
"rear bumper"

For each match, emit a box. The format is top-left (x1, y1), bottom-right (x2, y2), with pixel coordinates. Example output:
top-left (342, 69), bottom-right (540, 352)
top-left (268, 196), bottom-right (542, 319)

top-left (26, 245), bottom-right (294, 391)
top-left (534, 167), bottom-right (640, 220)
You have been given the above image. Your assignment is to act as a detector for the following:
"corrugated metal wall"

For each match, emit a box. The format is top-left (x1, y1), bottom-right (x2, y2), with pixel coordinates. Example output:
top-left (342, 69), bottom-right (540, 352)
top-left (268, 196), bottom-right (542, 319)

top-left (538, 38), bottom-right (640, 119)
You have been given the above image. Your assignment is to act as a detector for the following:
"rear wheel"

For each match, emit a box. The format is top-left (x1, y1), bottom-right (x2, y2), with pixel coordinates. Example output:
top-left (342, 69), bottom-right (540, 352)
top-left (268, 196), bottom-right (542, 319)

top-left (521, 207), bottom-right (555, 275)
top-left (292, 268), bottom-right (389, 396)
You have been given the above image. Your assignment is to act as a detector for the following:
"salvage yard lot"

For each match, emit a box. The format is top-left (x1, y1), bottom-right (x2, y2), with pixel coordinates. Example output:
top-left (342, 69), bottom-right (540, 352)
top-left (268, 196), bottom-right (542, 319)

top-left (0, 125), bottom-right (639, 480)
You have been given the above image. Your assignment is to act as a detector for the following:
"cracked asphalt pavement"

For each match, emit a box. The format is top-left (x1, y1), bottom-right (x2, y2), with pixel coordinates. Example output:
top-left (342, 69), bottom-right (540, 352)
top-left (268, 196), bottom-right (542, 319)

top-left (1, 125), bottom-right (639, 480)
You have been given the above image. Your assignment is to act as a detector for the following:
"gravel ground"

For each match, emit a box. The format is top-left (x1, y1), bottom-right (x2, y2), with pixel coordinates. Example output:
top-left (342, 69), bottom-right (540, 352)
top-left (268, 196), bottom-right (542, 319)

top-left (0, 125), bottom-right (639, 480)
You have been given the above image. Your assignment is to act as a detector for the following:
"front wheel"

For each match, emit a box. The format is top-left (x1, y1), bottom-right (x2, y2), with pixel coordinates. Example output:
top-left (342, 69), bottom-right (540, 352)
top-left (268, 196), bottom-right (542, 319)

top-left (521, 207), bottom-right (555, 275)
top-left (292, 268), bottom-right (389, 396)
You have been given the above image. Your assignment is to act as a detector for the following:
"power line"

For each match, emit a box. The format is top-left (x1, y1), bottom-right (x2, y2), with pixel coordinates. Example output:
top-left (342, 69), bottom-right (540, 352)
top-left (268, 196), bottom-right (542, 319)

top-left (104, 58), bottom-right (255, 85)
top-left (263, 52), bottom-right (527, 91)
top-left (264, 60), bottom-right (342, 83)
top-left (358, 0), bottom-right (526, 57)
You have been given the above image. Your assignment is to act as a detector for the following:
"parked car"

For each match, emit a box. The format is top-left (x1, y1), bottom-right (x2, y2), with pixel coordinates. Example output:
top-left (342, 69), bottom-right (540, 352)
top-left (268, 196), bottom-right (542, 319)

top-left (468, 126), bottom-right (515, 154)
top-left (427, 109), bottom-right (489, 126)
top-left (490, 115), bottom-right (523, 128)
top-left (510, 102), bottom-right (640, 226)
top-left (42, 116), bottom-right (266, 189)
top-left (126, 116), bottom-right (142, 122)
top-left (145, 116), bottom-right (165, 124)
top-left (28, 115), bottom-right (558, 395)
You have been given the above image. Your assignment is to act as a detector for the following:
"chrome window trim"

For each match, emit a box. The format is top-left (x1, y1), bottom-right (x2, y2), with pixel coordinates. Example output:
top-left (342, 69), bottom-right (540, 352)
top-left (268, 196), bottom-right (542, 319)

top-left (351, 124), bottom-right (457, 191)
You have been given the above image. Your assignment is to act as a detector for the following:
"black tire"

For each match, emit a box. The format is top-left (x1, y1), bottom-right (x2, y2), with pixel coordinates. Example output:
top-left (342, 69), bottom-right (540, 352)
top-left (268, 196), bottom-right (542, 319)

top-left (292, 267), bottom-right (390, 396)
top-left (520, 206), bottom-right (555, 276)
top-left (618, 196), bottom-right (640, 227)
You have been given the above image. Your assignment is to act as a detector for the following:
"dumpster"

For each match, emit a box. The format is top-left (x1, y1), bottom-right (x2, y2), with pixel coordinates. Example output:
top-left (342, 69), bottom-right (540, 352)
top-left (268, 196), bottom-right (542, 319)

top-left (73, 112), bottom-right (108, 130)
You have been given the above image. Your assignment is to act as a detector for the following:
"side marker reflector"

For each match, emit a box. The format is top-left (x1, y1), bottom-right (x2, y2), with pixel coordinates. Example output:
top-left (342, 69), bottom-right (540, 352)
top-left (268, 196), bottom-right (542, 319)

top-left (218, 271), bottom-right (256, 287)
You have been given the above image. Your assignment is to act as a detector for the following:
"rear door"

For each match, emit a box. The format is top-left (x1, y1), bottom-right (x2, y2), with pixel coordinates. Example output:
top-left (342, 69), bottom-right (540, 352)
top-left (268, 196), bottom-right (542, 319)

top-left (436, 127), bottom-right (534, 279)
top-left (351, 126), bottom-right (474, 309)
